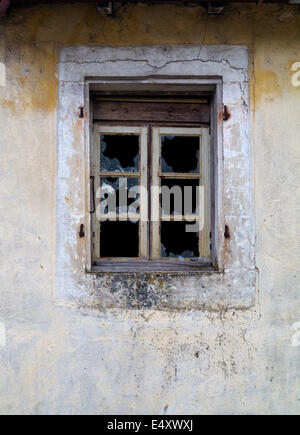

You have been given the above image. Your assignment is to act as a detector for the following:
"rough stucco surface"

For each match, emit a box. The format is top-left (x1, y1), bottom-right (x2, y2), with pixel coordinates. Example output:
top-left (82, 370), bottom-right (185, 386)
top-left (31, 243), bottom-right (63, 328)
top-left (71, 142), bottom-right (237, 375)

top-left (0, 3), bottom-right (299, 414)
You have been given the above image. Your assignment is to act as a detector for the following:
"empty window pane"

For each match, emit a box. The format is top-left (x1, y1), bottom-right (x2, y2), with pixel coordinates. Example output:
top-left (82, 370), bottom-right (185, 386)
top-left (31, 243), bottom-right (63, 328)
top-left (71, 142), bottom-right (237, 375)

top-left (100, 221), bottom-right (139, 257)
top-left (161, 221), bottom-right (199, 259)
top-left (100, 134), bottom-right (139, 172)
top-left (161, 136), bottom-right (200, 173)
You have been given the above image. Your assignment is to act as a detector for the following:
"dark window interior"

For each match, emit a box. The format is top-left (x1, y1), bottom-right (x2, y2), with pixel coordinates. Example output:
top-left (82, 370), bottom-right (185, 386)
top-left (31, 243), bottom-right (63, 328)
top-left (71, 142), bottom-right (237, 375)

top-left (161, 136), bottom-right (200, 173)
top-left (100, 134), bottom-right (139, 172)
top-left (161, 221), bottom-right (199, 259)
top-left (100, 221), bottom-right (139, 258)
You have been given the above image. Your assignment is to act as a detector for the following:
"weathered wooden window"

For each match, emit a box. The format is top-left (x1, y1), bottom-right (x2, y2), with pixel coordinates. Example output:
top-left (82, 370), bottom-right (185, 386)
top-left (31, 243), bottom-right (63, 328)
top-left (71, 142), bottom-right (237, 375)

top-left (91, 97), bottom-right (212, 272)
top-left (92, 125), bottom-right (148, 261)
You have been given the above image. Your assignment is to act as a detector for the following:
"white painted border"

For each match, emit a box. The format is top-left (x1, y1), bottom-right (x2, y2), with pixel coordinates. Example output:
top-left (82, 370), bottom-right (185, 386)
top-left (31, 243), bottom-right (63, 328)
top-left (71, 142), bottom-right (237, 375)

top-left (56, 45), bottom-right (254, 309)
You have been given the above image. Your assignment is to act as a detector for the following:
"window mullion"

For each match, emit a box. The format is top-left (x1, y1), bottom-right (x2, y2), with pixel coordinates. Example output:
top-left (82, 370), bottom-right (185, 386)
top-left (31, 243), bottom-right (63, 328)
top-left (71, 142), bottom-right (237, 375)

top-left (92, 131), bottom-right (101, 260)
top-left (140, 126), bottom-right (148, 259)
top-left (200, 128), bottom-right (211, 258)
top-left (151, 127), bottom-right (161, 259)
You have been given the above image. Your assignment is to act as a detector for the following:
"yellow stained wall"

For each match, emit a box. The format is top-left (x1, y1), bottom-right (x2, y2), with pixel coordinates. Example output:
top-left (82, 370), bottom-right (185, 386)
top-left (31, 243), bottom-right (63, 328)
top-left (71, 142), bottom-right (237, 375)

top-left (0, 3), bottom-right (299, 414)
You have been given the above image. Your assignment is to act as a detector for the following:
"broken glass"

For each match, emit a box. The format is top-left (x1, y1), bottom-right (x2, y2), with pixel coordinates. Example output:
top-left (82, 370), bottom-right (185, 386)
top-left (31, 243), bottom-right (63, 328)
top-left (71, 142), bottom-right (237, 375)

top-left (161, 135), bottom-right (200, 173)
top-left (100, 134), bottom-right (139, 172)
top-left (161, 221), bottom-right (199, 258)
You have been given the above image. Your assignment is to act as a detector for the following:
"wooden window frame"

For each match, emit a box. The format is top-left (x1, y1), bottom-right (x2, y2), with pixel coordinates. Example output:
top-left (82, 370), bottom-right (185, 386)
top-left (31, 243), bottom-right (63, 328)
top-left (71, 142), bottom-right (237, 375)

top-left (151, 127), bottom-right (211, 261)
top-left (90, 97), bottom-right (214, 273)
top-left (92, 125), bottom-right (148, 261)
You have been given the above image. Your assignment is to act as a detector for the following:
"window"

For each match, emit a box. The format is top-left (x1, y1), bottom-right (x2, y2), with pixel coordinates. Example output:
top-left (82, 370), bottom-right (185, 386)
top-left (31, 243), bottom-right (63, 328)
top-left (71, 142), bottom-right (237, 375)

top-left (152, 127), bottom-right (210, 262)
top-left (90, 97), bottom-right (212, 272)
top-left (92, 125), bottom-right (148, 260)
top-left (57, 45), bottom-right (254, 308)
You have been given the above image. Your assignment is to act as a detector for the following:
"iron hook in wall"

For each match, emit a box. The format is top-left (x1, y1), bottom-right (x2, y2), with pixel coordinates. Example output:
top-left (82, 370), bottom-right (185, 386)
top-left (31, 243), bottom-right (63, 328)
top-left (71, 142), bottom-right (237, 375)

top-left (89, 176), bottom-right (96, 214)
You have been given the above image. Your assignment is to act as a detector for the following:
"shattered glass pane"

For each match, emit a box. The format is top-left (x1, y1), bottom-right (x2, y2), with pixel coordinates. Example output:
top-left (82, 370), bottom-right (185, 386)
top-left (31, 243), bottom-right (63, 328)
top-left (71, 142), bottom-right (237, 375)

top-left (100, 177), bottom-right (140, 215)
top-left (161, 221), bottom-right (199, 259)
top-left (100, 221), bottom-right (139, 257)
top-left (161, 179), bottom-right (199, 216)
top-left (161, 136), bottom-right (200, 173)
top-left (100, 134), bottom-right (139, 172)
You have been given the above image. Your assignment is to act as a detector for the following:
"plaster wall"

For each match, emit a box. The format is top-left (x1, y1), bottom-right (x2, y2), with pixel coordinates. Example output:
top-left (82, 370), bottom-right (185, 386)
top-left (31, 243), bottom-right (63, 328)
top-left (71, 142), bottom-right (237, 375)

top-left (0, 3), bottom-right (299, 414)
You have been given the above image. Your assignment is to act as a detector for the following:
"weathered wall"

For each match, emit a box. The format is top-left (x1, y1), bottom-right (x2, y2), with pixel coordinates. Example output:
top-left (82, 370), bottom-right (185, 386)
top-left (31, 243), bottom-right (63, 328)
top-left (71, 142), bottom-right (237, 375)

top-left (0, 3), bottom-right (299, 414)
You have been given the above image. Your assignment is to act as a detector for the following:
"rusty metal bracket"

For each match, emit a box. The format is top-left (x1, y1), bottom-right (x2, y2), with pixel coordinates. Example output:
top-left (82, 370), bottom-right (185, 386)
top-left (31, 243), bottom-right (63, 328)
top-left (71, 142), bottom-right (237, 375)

top-left (79, 224), bottom-right (85, 238)
top-left (223, 104), bottom-right (230, 121)
top-left (224, 225), bottom-right (230, 239)
top-left (78, 106), bottom-right (84, 118)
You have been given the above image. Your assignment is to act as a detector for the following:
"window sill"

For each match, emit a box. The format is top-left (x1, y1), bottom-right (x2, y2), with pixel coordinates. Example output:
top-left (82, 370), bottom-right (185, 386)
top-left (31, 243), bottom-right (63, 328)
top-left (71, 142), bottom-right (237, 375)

top-left (88, 259), bottom-right (215, 273)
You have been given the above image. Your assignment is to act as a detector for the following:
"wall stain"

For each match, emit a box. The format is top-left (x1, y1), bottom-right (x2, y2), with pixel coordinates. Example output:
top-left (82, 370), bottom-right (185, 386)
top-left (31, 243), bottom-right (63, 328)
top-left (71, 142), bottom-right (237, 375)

top-left (255, 70), bottom-right (282, 105)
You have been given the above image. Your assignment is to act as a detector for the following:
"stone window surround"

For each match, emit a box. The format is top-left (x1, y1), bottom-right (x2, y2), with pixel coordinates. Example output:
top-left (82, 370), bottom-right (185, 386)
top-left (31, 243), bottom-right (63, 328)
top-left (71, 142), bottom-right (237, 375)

top-left (56, 45), bottom-right (255, 311)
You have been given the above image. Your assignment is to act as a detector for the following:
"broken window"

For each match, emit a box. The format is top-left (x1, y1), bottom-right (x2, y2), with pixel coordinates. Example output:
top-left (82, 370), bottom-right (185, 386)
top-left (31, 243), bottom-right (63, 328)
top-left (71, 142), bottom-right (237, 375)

top-left (91, 98), bottom-right (211, 271)
top-left (100, 134), bottom-right (139, 173)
